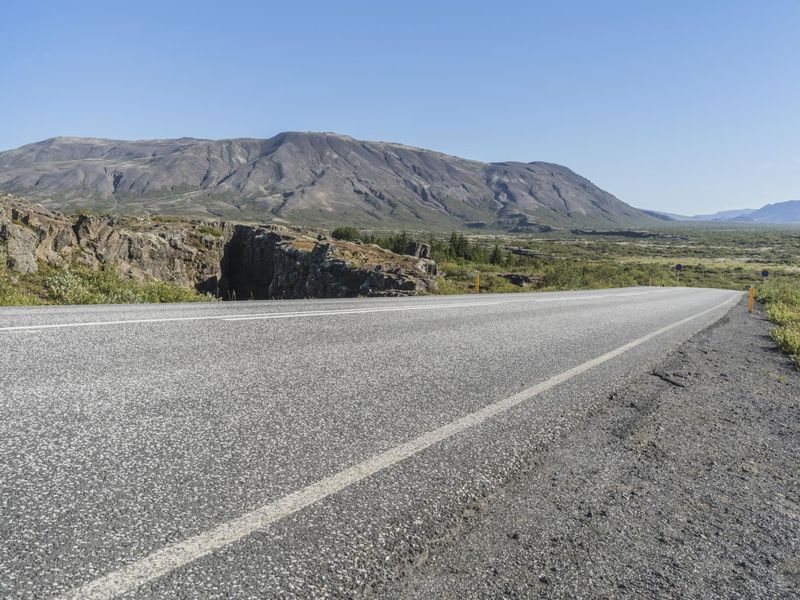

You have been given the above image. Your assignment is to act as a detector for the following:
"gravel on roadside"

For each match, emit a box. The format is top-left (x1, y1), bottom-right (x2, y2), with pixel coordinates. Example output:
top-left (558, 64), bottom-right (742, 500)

top-left (386, 299), bottom-right (799, 599)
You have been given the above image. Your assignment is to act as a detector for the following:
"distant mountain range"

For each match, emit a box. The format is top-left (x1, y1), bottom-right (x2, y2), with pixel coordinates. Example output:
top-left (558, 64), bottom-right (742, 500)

top-left (737, 201), bottom-right (800, 223)
top-left (0, 133), bottom-right (658, 230)
top-left (652, 201), bottom-right (800, 224)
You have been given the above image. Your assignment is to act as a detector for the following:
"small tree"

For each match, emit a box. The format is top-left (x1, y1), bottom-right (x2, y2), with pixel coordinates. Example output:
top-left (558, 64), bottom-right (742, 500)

top-left (391, 231), bottom-right (412, 254)
top-left (448, 231), bottom-right (469, 259)
top-left (331, 226), bottom-right (361, 241)
top-left (490, 244), bottom-right (503, 265)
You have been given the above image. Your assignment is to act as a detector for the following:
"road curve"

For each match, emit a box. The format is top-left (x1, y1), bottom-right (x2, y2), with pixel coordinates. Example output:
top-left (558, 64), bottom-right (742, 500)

top-left (0, 287), bottom-right (741, 599)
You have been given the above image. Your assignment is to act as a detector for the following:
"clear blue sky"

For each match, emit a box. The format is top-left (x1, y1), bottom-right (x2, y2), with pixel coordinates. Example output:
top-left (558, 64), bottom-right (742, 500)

top-left (1, 0), bottom-right (798, 214)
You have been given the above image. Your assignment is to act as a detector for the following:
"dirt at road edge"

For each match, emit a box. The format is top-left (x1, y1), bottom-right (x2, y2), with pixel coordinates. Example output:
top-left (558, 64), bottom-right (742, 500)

top-left (388, 298), bottom-right (799, 599)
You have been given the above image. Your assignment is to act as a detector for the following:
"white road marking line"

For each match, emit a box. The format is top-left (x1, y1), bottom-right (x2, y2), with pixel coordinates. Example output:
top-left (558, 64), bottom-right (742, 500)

top-left (0, 288), bottom-right (674, 332)
top-left (53, 293), bottom-right (740, 600)
top-left (0, 314), bottom-right (227, 332)
top-left (218, 291), bottom-right (659, 321)
top-left (217, 296), bottom-right (602, 321)
top-left (219, 304), bottom-right (500, 321)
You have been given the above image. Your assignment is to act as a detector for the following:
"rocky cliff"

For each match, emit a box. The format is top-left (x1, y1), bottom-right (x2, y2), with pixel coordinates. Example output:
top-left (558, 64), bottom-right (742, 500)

top-left (0, 195), bottom-right (438, 299)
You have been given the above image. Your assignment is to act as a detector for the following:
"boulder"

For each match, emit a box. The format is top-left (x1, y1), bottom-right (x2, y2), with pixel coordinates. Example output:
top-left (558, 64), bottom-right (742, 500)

top-left (499, 272), bottom-right (544, 287)
top-left (403, 240), bottom-right (432, 259)
top-left (1, 222), bottom-right (39, 273)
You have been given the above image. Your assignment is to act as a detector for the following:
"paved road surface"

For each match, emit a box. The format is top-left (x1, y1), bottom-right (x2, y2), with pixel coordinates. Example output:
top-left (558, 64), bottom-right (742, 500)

top-left (0, 287), bottom-right (740, 599)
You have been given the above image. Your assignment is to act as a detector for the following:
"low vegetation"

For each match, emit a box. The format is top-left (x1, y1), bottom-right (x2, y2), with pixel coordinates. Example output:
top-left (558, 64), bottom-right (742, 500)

top-left (0, 252), bottom-right (210, 306)
top-left (197, 224), bottom-right (224, 237)
top-left (356, 227), bottom-right (800, 294)
top-left (3, 217), bottom-right (800, 317)
top-left (759, 281), bottom-right (800, 366)
top-left (331, 226), bottom-right (361, 241)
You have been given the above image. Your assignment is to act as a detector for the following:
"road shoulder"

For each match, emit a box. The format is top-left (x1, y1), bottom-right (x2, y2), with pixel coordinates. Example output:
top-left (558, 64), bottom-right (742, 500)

top-left (387, 299), bottom-right (800, 599)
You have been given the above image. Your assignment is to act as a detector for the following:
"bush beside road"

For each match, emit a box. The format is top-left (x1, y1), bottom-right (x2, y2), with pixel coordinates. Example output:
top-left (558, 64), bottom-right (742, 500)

top-left (759, 281), bottom-right (800, 366)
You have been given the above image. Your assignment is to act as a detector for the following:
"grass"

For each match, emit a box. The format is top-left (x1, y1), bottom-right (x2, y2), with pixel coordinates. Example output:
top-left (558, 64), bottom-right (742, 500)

top-left (197, 224), bottom-right (224, 237)
top-left (347, 227), bottom-right (800, 295)
top-left (150, 214), bottom-right (182, 223)
top-left (0, 277), bottom-right (42, 305)
top-left (433, 257), bottom-right (787, 295)
top-left (758, 281), bottom-right (800, 366)
top-left (0, 254), bottom-right (211, 306)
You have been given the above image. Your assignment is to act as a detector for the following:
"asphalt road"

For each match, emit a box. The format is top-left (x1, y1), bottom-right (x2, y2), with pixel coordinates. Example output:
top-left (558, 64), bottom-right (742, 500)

top-left (0, 287), bottom-right (741, 599)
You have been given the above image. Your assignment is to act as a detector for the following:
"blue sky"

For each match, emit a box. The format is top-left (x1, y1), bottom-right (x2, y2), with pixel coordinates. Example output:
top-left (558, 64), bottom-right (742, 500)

top-left (1, 0), bottom-right (798, 213)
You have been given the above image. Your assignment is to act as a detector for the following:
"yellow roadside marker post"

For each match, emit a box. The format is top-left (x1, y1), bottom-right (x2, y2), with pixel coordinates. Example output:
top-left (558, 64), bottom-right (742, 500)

top-left (748, 286), bottom-right (755, 313)
top-left (474, 272), bottom-right (481, 294)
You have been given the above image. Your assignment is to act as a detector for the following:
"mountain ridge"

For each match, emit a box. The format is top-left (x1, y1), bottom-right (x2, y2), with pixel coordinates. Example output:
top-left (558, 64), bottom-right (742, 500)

top-left (737, 200), bottom-right (800, 223)
top-left (656, 201), bottom-right (800, 224)
top-left (0, 132), bottom-right (656, 230)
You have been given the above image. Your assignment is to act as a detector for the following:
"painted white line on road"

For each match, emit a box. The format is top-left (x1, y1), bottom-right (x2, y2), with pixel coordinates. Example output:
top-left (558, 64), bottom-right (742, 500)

top-left (54, 292), bottom-right (740, 600)
top-left (218, 295), bottom-right (607, 321)
top-left (1, 288), bottom-right (674, 332)
top-left (0, 314), bottom-right (228, 332)
top-left (218, 290), bottom-right (665, 322)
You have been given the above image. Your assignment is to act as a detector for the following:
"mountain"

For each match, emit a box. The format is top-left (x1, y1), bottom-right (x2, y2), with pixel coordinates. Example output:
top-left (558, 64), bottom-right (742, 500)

top-left (696, 208), bottom-right (757, 221)
top-left (734, 200), bottom-right (800, 223)
top-left (647, 208), bottom-right (756, 222)
top-left (0, 133), bottom-right (656, 230)
top-left (640, 209), bottom-right (680, 221)
top-left (659, 203), bottom-right (800, 224)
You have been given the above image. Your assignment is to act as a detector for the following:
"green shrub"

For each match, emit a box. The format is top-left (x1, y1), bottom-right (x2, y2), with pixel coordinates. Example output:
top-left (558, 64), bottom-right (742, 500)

top-left (435, 277), bottom-right (464, 295)
top-left (331, 226), bottom-right (361, 241)
top-left (45, 268), bottom-right (103, 304)
top-left (0, 277), bottom-right (41, 305)
top-left (362, 231), bottom-right (416, 254)
top-left (758, 281), bottom-right (800, 306)
top-left (759, 281), bottom-right (800, 367)
top-left (771, 326), bottom-right (800, 365)
top-left (765, 302), bottom-right (800, 326)
top-left (0, 247), bottom-right (42, 305)
top-left (197, 224), bottom-right (224, 237)
top-left (0, 260), bottom-right (211, 306)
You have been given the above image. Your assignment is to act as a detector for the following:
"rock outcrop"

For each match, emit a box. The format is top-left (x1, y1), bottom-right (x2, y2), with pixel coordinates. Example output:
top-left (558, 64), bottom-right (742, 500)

top-left (220, 226), bottom-right (437, 299)
top-left (0, 195), bottom-right (227, 289)
top-left (498, 273), bottom-right (544, 287)
top-left (0, 195), bottom-right (438, 299)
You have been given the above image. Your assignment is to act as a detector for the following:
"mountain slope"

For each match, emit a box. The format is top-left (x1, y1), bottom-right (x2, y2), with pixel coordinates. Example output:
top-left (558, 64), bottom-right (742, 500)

top-left (660, 202), bottom-right (800, 224)
top-left (0, 132), bottom-right (655, 230)
top-left (696, 208), bottom-right (757, 221)
top-left (647, 208), bottom-right (757, 222)
top-left (734, 200), bottom-right (800, 223)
